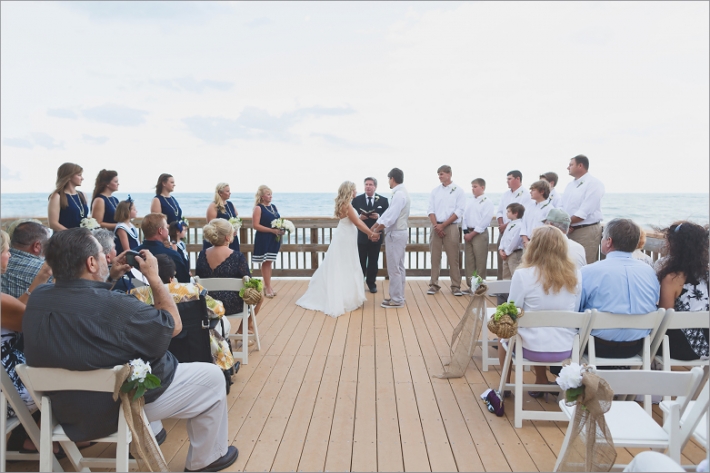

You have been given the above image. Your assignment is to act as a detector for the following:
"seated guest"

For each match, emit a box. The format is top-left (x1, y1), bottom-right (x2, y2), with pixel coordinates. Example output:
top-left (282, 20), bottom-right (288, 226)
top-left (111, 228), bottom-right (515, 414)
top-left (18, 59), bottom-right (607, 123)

top-left (632, 227), bottom-right (654, 267)
top-left (497, 226), bottom-right (582, 395)
top-left (135, 213), bottom-right (191, 283)
top-left (1, 220), bottom-right (51, 297)
top-left (543, 209), bottom-right (587, 269)
top-left (169, 220), bottom-right (189, 265)
top-left (131, 254), bottom-right (236, 371)
top-left (0, 229), bottom-right (52, 451)
top-left (579, 218), bottom-right (660, 358)
top-left (22, 228), bottom-right (238, 472)
top-left (656, 221), bottom-right (709, 360)
top-left (113, 198), bottom-right (140, 254)
top-left (197, 219), bottom-right (260, 335)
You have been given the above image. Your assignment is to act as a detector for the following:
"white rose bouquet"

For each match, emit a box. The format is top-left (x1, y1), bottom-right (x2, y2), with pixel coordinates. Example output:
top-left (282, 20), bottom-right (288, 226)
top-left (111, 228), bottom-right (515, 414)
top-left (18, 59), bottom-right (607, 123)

top-left (470, 270), bottom-right (483, 290)
top-left (556, 362), bottom-right (595, 407)
top-left (120, 358), bottom-right (162, 401)
top-left (228, 217), bottom-right (242, 231)
top-left (80, 217), bottom-right (100, 229)
top-left (271, 218), bottom-right (295, 242)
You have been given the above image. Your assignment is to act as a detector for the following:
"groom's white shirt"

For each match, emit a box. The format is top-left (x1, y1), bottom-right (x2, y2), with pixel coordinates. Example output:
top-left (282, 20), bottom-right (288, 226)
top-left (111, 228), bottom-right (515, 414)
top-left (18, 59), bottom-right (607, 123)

top-left (378, 184), bottom-right (410, 231)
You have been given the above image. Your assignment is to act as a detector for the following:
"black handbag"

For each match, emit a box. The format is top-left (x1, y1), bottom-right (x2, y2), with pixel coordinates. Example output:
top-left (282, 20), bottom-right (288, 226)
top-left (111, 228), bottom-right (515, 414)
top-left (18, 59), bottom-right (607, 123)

top-left (168, 295), bottom-right (237, 393)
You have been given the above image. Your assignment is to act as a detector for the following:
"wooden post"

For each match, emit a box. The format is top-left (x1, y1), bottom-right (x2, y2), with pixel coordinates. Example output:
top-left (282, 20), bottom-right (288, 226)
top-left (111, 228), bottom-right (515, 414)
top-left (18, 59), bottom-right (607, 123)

top-left (310, 228), bottom-right (319, 270)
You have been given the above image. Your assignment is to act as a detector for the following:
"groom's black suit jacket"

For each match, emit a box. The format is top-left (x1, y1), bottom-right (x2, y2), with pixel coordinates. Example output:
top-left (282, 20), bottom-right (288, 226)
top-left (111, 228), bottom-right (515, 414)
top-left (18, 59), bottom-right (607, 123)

top-left (352, 193), bottom-right (389, 246)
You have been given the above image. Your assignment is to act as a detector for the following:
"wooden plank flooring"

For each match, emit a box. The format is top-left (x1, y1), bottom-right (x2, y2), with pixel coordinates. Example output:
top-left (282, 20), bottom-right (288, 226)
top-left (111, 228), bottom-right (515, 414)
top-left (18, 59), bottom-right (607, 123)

top-left (6, 279), bottom-right (706, 472)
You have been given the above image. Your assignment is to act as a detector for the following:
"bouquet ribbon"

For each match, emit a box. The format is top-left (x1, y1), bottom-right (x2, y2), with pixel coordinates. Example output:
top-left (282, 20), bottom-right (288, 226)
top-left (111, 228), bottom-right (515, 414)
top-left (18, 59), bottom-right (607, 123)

top-left (113, 365), bottom-right (169, 472)
top-left (558, 372), bottom-right (617, 472)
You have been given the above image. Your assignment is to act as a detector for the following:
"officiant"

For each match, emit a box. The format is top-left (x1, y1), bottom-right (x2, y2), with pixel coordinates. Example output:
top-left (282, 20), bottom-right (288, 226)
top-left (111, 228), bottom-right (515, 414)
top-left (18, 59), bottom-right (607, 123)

top-left (352, 177), bottom-right (389, 293)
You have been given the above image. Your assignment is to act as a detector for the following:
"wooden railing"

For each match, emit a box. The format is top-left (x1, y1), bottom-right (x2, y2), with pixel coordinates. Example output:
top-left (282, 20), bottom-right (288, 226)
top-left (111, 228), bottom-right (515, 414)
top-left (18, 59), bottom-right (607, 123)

top-left (1, 216), bottom-right (666, 278)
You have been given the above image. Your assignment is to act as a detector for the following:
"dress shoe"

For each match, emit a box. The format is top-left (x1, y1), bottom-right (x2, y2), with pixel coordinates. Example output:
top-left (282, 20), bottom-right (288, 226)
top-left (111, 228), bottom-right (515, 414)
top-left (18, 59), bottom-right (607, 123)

top-left (155, 428), bottom-right (167, 446)
top-left (185, 446), bottom-right (238, 472)
top-left (368, 285), bottom-right (377, 293)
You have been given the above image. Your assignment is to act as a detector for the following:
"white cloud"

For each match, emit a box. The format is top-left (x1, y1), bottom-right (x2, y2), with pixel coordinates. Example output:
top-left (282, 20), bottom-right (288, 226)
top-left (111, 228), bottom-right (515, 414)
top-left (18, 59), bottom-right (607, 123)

top-left (82, 104), bottom-right (149, 127)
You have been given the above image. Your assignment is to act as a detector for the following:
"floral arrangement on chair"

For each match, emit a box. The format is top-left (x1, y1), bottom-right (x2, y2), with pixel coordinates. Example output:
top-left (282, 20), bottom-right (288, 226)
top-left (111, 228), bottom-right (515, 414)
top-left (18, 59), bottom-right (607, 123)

top-left (120, 359), bottom-right (161, 401)
top-left (487, 301), bottom-right (523, 339)
top-left (239, 276), bottom-right (264, 306)
top-left (271, 218), bottom-right (295, 241)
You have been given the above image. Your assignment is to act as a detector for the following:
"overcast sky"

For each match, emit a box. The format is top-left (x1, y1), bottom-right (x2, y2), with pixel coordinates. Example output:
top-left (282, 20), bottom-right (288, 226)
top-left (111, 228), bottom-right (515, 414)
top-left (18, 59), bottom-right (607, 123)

top-left (1, 1), bottom-right (708, 195)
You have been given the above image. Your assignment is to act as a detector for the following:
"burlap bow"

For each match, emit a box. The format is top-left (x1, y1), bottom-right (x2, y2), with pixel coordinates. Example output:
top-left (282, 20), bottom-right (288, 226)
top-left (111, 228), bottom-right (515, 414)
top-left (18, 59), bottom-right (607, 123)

top-left (434, 283), bottom-right (488, 378)
top-left (557, 371), bottom-right (617, 472)
top-left (113, 365), bottom-right (169, 472)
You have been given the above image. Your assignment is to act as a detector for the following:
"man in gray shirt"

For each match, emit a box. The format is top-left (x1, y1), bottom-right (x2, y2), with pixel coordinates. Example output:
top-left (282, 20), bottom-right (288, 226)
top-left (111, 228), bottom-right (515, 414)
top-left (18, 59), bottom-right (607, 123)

top-left (23, 228), bottom-right (238, 472)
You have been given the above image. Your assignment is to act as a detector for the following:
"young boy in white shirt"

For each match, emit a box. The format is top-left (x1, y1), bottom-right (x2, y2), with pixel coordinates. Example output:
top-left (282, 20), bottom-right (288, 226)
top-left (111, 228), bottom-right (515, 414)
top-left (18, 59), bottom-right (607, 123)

top-left (521, 179), bottom-right (554, 247)
top-left (461, 178), bottom-right (494, 292)
top-left (539, 172), bottom-right (561, 208)
top-left (498, 203), bottom-right (525, 280)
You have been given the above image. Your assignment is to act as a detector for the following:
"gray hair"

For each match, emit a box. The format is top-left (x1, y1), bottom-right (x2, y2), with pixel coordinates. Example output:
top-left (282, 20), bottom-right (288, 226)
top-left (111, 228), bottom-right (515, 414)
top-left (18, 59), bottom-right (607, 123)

top-left (603, 218), bottom-right (640, 253)
top-left (546, 220), bottom-right (570, 234)
top-left (10, 221), bottom-right (50, 253)
top-left (45, 228), bottom-right (102, 281)
top-left (364, 177), bottom-right (377, 187)
top-left (92, 228), bottom-right (115, 256)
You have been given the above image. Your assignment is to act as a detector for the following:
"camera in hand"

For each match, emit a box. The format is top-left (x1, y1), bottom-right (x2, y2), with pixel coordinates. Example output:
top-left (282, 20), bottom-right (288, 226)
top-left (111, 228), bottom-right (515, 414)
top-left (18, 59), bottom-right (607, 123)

top-left (125, 250), bottom-right (141, 269)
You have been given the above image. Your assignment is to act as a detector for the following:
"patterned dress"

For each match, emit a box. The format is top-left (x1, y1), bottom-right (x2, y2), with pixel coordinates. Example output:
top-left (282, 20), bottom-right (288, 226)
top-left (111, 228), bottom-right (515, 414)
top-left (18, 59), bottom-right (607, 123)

top-left (196, 250), bottom-right (251, 315)
top-left (668, 279), bottom-right (709, 360)
top-left (252, 204), bottom-right (281, 263)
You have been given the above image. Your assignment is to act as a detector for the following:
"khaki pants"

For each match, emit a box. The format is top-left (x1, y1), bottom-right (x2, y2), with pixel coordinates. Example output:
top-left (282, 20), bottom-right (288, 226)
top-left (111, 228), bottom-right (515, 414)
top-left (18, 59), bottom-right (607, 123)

top-left (430, 224), bottom-right (461, 292)
top-left (464, 231), bottom-right (488, 288)
top-left (502, 250), bottom-right (523, 280)
top-left (569, 223), bottom-right (602, 264)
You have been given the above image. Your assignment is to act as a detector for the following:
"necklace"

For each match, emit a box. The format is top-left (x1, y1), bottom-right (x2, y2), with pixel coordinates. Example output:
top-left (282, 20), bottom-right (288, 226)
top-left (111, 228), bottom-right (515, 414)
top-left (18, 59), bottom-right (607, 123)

top-left (103, 194), bottom-right (117, 212)
top-left (223, 201), bottom-right (235, 218)
top-left (263, 204), bottom-right (277, 216)
top-left (162, 195), bottom-right (180, 216)
top-left (69, 193), bottom-right (86, 218)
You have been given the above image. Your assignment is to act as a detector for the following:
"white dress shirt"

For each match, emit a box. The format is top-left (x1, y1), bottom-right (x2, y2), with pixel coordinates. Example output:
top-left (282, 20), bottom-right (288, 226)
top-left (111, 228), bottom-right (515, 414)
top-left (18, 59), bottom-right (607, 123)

top-left (521, 199), bottom-right (555, 238)
top-left (560, 173), bottom-right (605, 226)
top-left (509, 267), bottom-right (583, 352)
top-left (549, 187), bottom-right (562, 208)
top-left (567, 238), bottom-right (587, 269)
top-left (496, 187), bottom-right (533, 224)
top-left (378, 184), bottom-right (410, 231)
top-left (427, 182), bottom-right (466, 224)
top-left (499, 219), bottom-right (524, 255)
top-left (461, 195), bottom-right (495, 233)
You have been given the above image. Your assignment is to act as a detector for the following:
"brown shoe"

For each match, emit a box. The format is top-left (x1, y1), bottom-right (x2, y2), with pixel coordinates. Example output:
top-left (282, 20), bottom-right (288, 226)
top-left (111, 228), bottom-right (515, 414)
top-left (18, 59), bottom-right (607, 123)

top-left (185, 446), bottom-right (238, 472)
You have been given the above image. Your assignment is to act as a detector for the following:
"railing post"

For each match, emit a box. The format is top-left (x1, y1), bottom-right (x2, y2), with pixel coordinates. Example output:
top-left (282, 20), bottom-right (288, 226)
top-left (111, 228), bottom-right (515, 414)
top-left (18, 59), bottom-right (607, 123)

top-left (310, 228), bottom-right (319, 270)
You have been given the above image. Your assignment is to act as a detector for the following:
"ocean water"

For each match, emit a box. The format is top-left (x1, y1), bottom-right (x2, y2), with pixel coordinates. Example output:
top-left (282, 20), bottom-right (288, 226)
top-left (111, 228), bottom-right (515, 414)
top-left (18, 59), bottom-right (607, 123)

top-left (1, 192), bottom-right (707, 229)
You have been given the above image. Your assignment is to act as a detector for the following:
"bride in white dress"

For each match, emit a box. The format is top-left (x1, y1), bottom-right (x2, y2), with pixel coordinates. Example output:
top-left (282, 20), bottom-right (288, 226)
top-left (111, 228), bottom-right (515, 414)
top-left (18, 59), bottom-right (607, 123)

top-left (296, 181), bottom-right (381, 317)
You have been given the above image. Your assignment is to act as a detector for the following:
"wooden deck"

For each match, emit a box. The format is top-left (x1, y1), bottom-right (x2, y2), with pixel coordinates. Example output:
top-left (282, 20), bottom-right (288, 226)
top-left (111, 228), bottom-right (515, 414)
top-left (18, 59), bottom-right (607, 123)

top-left (7, 279), bottom-right (707, 472)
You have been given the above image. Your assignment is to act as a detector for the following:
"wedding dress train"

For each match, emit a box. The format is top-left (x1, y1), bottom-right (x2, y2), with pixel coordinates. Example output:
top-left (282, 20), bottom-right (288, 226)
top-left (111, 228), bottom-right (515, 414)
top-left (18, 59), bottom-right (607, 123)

top-left (296, 217), bottom-right (367, 317)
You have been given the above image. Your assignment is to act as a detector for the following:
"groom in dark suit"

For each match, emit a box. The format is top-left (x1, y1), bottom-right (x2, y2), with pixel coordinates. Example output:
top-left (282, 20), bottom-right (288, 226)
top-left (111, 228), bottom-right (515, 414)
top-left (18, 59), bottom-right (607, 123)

top-left (352, 177), bottom-right (389, 293)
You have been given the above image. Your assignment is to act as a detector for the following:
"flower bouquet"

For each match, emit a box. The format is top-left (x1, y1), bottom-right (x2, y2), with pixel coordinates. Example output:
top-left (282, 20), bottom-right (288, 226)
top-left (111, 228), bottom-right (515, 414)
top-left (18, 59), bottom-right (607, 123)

top-left (228, 216), bottom-right (242, 232)
top-left (556, 362), bottom-right (594, 407)
top-left (239, 276), bottom-right (264, 305)
top-left (80, 217), bottom-right (101, 229)
top-left (487, 301), bottom-right (523, 339)
top-left (120, 359), bottom-right (161, 401)
top-left (271, 218), bottom-right (295, 242)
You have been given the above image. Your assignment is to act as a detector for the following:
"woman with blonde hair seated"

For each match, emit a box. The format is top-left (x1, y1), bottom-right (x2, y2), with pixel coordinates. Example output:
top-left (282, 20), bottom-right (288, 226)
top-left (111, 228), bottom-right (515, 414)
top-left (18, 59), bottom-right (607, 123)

top-left (497, 225), bottom-right (582, 396)
top-left (196, 219), bottom-right (258, 334)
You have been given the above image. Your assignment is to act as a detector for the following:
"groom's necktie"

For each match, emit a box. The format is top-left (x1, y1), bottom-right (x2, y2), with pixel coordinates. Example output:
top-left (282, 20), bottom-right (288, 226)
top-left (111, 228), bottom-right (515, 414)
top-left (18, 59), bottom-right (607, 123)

top-left (367, 196), bottom-right (373, 209)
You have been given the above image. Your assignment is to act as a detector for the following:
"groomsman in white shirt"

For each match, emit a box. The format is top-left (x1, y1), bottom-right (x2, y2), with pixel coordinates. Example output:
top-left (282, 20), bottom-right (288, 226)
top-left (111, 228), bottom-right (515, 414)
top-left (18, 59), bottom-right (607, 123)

top-left (427, 165), bottom-right (467, 296)
top-left (539, 172), bottom-right (562, 208)
top-left (461, 178), bottom-right (494, 293)
top-left (560, 155), bottom-right (605, 264)
top-left (370, 168), bottom-right (411, 309)
top-left (495, 170), bottom-right (532, 279)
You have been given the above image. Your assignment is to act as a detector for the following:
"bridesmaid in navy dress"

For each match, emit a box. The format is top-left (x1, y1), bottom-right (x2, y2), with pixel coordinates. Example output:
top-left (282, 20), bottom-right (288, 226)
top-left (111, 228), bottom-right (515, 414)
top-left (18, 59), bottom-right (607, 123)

top-left (91, 169), bottom-right (120, 230)
top-left (48, 162), bottom-right (89, 231)
top-left (204, 182), bottom-right (240, 252)
top-left (150, 173), bottom-right (183, 224)
top-left (252, 185), bottom-right (285, 298)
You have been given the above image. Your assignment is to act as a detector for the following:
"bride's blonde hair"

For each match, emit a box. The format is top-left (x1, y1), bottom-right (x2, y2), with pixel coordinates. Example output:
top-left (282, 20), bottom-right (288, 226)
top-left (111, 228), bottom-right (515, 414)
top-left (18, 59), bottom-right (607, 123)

top-left (334, 181), bottom-right (356, 218)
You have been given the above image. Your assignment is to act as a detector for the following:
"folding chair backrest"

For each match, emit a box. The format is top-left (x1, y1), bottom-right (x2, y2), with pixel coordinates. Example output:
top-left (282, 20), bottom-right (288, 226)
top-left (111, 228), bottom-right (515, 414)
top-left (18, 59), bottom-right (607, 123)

top-left (198, 277), bottom-right (245, 293)
top-left (516, 310), bottom-right (591, 331)
top-left (680, 382), bottom-right (710, 449)
top-left (16, 365), bottom-right (123, 406)
top-left (651, 309), bottom-right (710, 359)
top-left (597, 368), bottom-right (704, 412)
top-left (485, 280), bottom-right (511, 296)
top-left (581, 309), bottom-right (665, 354)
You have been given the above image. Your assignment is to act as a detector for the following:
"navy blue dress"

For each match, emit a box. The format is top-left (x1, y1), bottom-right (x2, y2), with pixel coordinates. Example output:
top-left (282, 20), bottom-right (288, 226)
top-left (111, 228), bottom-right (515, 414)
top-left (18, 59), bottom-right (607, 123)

top-left (58, 192), bottom-right (89, 229)
top-left (252, 204), bottom-right (281, 263)
top-left (114, 223), bottom-right (140, 254)
top-left (155, 195), bottom-right (183, 224)
top-left (203, 201), bottom-right (240, 252)
top-left (97, 195), bottom-right (119, 224)
top-left (195, 250), bottom-right (251, 315)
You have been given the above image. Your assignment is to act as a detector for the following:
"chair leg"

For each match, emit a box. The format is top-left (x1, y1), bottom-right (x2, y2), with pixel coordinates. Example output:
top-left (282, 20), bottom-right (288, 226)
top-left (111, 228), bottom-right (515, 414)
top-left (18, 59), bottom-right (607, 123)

top-left (39, 398), bottom-right (52, 473)
top-left (251, 306), bottom-right (261, 351)
top-left (554, 418), bottom-right (574, 472)
top-left (242, 315), bottom-right (249, 365)
top-left (482, 323), bottom-right (490, 372)
top-left (514, 338), bottom-right (524, 429)
top-left (116, 406), bottom-right (130, 473)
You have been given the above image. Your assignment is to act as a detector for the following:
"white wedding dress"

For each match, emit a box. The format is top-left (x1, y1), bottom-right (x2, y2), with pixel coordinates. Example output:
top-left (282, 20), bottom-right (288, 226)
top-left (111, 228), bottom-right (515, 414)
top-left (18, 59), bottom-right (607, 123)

top-left (296, 216), bottom-right (367, 317)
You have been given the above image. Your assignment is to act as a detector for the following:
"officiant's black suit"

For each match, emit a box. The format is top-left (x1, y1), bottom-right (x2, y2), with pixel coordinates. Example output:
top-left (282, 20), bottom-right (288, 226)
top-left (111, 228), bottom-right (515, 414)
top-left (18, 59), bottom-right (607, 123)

top-left (352, 192), bottom-right (389, 291)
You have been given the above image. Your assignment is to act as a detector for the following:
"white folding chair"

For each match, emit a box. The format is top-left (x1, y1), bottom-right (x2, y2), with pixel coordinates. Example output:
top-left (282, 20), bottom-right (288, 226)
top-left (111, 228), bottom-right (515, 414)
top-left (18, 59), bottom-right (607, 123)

top-left (476, 280), bottom-right (511, 371)
top-left (661, 381), bottom-right (709, 469)
top-left (16, 364), bottom-right (162, 472)
top-left (198, 277), bottom-right (261, 365)
top-left (583, 309), bottom-right (666, 415)
top-left (553, 368), bottom-right (705, 472)
top-left (651, 309), bottom-right (710, 372)
top-left (1, 367), bottom-right (47, 472)
top-left (497, 310), bottom-right (592, 428)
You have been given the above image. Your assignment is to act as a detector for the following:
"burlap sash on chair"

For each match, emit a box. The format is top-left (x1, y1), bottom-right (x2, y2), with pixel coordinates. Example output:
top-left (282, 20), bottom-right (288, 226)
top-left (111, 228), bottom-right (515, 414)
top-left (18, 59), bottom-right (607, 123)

top-left (558, 372), bottom-right (617, 472)
top-left (113, 365), bottom-right (169, 472)
top-left (434, 284), bottom-right (488, 379)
